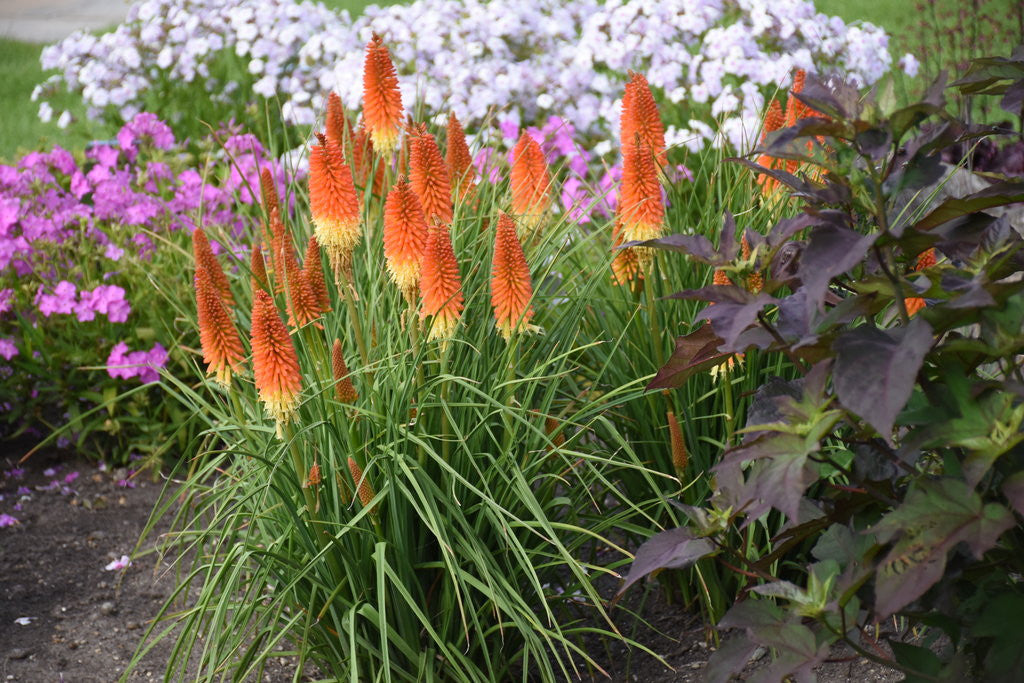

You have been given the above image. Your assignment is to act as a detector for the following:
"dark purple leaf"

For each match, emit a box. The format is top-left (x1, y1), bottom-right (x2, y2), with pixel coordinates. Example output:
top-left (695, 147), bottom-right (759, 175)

top-left (715, 433), bottom-right (818, 522)
top-left (871, 478), bottom-right (1015, 618)
top-left (1001, 472), bottom-right (1024, 517)
top-left (705, 637), bottom-right (760, 683)
top-left (720, 211), bottom-right (738, 261)
top-left (798, 222), bottom-right (876, 313)
top-left (647, 324), bottom-right (730, 390)
top-left (855, 127), bottom-right (892, 160)
top-left (833, 318), bottom-right (933, 444)
top-left (1000, 80), bottom-right (1024, 114)
top-left (667, 286), bottom-right (776, 350)
top-left (767, 214), bottom-right (816, 249)
top-left (794, 73), bottom-right (861, 121)
top-left (914, 181), bottom-right (1024, 231)
top-left (614, 528), bottom-right (715, 599)
top-left (626, 232), bottom-right (716, 260)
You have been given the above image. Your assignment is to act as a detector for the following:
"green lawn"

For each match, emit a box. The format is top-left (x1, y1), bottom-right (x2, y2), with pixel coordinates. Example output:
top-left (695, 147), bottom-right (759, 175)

top-left (1, 0), bottom-right (1018, 162)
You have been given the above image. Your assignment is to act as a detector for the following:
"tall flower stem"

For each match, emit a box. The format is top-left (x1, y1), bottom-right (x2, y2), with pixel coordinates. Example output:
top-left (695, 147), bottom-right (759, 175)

top-left (646, 254), bottom-right (665, 369)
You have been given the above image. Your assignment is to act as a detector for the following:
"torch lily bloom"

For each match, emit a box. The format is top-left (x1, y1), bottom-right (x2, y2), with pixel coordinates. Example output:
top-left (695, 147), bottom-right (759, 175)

top-left (510, 132), bottom-right (551, 236)
top-left (383, 176), bottom-right (429, 302)
top-left (446, 112), bottom-right (475, 201)
top-left (491, 213), bottom-right (535, 340)
top-left (309, 132), bottom-right (361, 277)
top-left (251, 289), bottom-right (302, 434)
top-left (409, 123), bottom-right (453, 226)
top-left (303, 236), bottom-right (330, 313)
top-left (325, 91), bottom-right (353, 149)
top-left (419, 223), bottom-right (464, 345)
top-left (347, 457), bottom-right (375, 509)
top-left (192, 227), bottom-right (232, 304)
top-left (621, 71), bottom-right (666, 166)
top-left (610, 220), bottom-right (643, 291)
top-left (250, 244), bottom-right (269, 293)
top-left (362, 33), bottom-right (403, 156)
top-left (194, 257), bottom-right (244, 387)
top-left (667, 410), bottom-right (688, 480)
top-left (283, 235), bottom-right (323, 329)
top-left (617, 136), bottom-right (664, 269)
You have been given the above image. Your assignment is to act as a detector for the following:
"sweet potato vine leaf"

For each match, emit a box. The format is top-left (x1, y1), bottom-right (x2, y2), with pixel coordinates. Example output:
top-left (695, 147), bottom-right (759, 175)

top-left (613, 527), bottom-right (715, 601)
top-left (648, 323), bottom-right (731, 390)
top-left (833, 317), bottom-right (933, 445)
top-left (871, 478), bottom-right (1014, 618)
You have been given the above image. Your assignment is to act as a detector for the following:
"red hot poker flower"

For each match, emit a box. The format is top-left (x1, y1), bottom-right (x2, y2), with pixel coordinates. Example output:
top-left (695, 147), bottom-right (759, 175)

top-left (250, 289), bottom-right (302, 434)
top-left (303, 236), bottom-right (330, 313)
top-left (617, 137), bottom-right (664, 270)
top-left (510, 132), bottom-right (552, 236)
top-left (621, 71), bottom-right (666, 166)
top-left (419, 223), bottom-right (464, 345)
top-left (195, 259), bottom-right (244, 387)
top-left (192, 228), bottom-right (232, 304)
top-left (383, 176), bottom-right (429, 302)
top-left (332, 338), bottom-right (359, 403)
top-left (309, 132), bottom-right (361, 276)
top-left (491, 213), bottom-right (535, 340)
top-left (409, 124), bottom-right (453, 226)
top-left (325, 91), bottom-right (353, 149)
top-left (362, 33), bottom-right (403, 155)
top-left (446, 112), bottom-right (475, 200)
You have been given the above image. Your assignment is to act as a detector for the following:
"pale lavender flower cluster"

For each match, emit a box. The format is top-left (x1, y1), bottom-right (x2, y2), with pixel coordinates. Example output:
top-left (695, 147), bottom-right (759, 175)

top-left (37, 0), bottom-right (892, 153)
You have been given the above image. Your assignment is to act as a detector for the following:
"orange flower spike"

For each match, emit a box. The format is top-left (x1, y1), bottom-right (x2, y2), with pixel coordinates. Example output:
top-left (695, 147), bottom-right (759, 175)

top-left (785, 69), bottom-right (808, 127)
top-left (509, 132), bottom-right (552, 236)
top-left (325, 91), bottom-right (353, 149)
top-left (916, 248), bottom-right (937, 270)
top-left (250, 289), bottom-right (302, 434)
top-left (383, 176), bottom-right (429, 302)
top-left (250, 244), bottom-right (269, 293)
top-left (362, 33), bottom-right (403, 156)
top-left (268, 207), bottom-right (289, 294)
top-left (419, 223), bottom-right (464, 346)
top-left (666, 410), bottom-right (688, 479)
top-left (332, 338), bottom-right (359, 403)
top-left (618, 137), bottom-right (664, 271)
top-left (306, 463), bottom-right (322, 487)
top-left (491, 213), bottom-right (535, 341)
top-left (283, 242), bottom-right (320, 329)
top-left (712, 269), bottom-right (731, 286)
top-left (260, 167), bottom-right (280, 222)
top-left (621, 71), bottom-right (666, 166)
top-left (309, 132), bottom-right (361, 276)
top-left (195, 262), bottom-right (244, 387)
top-left (303, 236), bottom-right (330, 313)
top-left (409, 124), bottom-right (453, 226)
top-left (192, 228), bottom-right (232, 304)
top-left (347, 457), bottom-right (375, 509)
top-left (352, 125), bottom-right (385, 196)
top-left (446, 112), bottom-right (475, 197)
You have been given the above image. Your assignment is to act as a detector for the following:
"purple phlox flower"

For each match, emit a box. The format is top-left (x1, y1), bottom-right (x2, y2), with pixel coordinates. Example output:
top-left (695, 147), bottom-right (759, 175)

top-left (0, 338), bottom-right (17, 361)
top-left (560, 175), bottom-right (592, 224)
top-left (104, 243), bottom-right (124, 261)
top-left (37, 280), bottom-right (78, 317)
top-left (117, 112), bottom-right (174, 153)
top-left (90, 284), bottom-right (130, 322)
top-left (3, 467), bottom-right (25, 479)
top-left (0, 513), bottom-right (18, 528)
top-left (47, 146), bottom-right (77, 176)
top-left (104, 554), bottom-right (131, 571)
top-left (499, 118), bottom-right (519, 142)
top-left (670, 164), bottom-right (694, 183)
top-left (87, 144), bottom-right (120, 169)
top-left (0, 197), bottom-right (19, 235)
top-left (223, 133), bottom-right (264, 158)
top-left (472, 148), bottom-right (502, 184)
top-left (106, 341), bottom-right (165, 383)
top-left (123, 195), bottom-right (160, 225)
top-left (70, 170), bottom-right (91, 198)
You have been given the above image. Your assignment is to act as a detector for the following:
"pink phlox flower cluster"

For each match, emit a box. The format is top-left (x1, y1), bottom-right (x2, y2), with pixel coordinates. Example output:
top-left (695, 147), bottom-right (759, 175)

top-left (106, 341), bottom-right (167, 383)
top-left (0, 513), bottom-right (18, 528)
top-left (117, 112), bottom-right (175, 160)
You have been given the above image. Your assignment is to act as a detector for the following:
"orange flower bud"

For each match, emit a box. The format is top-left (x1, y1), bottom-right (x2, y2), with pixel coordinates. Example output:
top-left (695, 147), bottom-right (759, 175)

top-left (347, 457), bottom-right (375, 509)
top-left (309, 132), bottom-right (361, 276)
top-left (419, 223), bottom-right (463, 345)
top-left (192, 228), bottom-right (232, 304)
top-left (446, 111), bottom-right (475, 200)
top-left (325, 91), bottom-right (353, 149)
top-left (251, 289), bottom-right (302, 432)
top-left (282, 236), bottom-right (322, 329)
top-left (362, 33), bottom-right (403, 155)
top-left (666, 410), bottom-right (688, 479)
top-left (621, 71), bottom-right (666, 166)
top-left (383, 176), bottom-right (429, 302)
top-left (510, 132), bottom-right (552, 235)
top-left (195, 260), bottom-right (244, 387)
top-left (303, 236), bottom-right (330, 313)
top-left (306, 463), bottom-right (322, 487)
top-left (352, 124), bottom-right (385, 196)
top-left (260, 167), bottom-right (280, 223)
top-left (409, 123), bottom-right (453, 226)
top-left (712, 269), bottom-right (731, 286)
top-left (618, 137), bottom-right (664, 270)
top-left (250, 244), bottom-right (269, 293)
top-left (491, 213), bottom-right (534, 340)
top-left (332, 338), bottom-right (359, 403)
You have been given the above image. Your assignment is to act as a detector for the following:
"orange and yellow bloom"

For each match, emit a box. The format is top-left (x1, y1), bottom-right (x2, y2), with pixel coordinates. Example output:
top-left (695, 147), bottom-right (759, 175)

top-left (621, 71), bottom-right (666, 167)
top-left (409, 123), bottom-right (453, 226)
top-left (419, 223), bottom-right (463, 345)
top-left (491, 213), bottom-right (535, 340)
top-left (332, 338), bottom-right (359, 403)
top-left (383, 176), bottom-right (429, 302)
top-left (192, 227), bottom-right (232, 304)
top-left (309, 132), bottom-right (361, 277)
top-left (194, 253), bottom-right (244, 387)
top-left (362, 33), bottom-right (403, 155)
top-left (618, 136), bottom-right (664, 270)
top-left (446, 112), bottom-right (475, 201)
top-left (509, 132), bottom-right (552, 236)
top-left (251, 289), bottom-right (302, 434)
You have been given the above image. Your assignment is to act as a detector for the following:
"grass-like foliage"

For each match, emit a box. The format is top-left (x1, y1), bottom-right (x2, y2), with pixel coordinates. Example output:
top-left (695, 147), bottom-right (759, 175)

top-left (620, 48), bottom-right (1024, 680)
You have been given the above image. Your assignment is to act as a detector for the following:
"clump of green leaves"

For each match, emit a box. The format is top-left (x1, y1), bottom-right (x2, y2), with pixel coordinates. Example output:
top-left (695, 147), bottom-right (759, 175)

top-left (619, 49), bottom-right (1024, 680)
